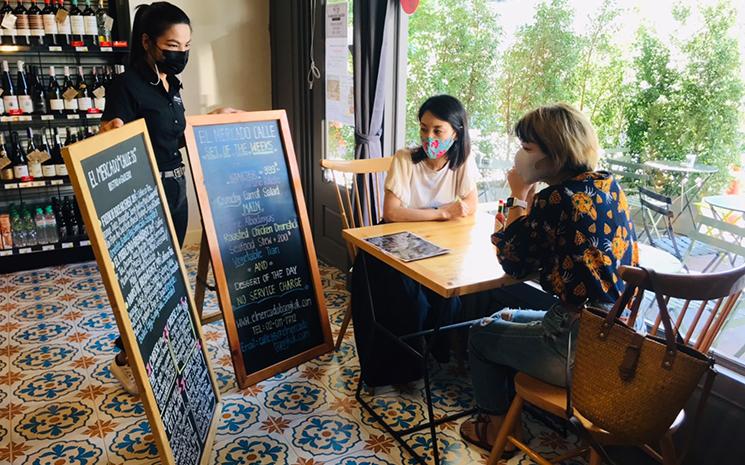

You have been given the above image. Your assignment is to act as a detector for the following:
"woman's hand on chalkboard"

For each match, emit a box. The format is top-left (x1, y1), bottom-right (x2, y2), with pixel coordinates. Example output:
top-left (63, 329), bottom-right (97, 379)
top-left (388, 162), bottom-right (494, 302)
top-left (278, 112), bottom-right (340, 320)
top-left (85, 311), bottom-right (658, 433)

top-left (100, 118), bottom-right (125, 133)
top-left (208, 107), bottom-right (244, 115)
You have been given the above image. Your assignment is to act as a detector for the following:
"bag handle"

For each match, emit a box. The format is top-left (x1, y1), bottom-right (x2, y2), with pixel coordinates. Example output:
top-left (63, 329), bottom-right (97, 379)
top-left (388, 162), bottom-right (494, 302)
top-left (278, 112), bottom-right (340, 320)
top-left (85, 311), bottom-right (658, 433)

top-left (598, 279), bottom-right (638, 338)
top-left (646, 267), bottom-right (679, 369)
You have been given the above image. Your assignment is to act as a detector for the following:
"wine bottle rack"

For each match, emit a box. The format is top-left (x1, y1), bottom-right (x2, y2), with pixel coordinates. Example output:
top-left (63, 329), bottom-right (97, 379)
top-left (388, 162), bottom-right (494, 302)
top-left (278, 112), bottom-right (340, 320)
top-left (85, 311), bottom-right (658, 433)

top-left (0, 0), bottom-right (130, 273)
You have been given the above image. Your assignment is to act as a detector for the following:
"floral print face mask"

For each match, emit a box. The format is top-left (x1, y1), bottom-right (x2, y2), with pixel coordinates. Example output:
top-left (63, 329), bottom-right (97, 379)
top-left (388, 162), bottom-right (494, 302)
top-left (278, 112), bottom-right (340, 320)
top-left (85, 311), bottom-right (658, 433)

top-left (421, 137), bottom-right (455, 159)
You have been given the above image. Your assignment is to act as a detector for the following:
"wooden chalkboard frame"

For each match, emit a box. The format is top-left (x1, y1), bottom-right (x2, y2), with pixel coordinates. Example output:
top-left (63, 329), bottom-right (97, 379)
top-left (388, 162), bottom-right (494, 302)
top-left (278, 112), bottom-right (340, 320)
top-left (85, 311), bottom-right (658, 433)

top-left (184, 110), bottom-right (333, 388)
top-left (63, 119), bottom-right (222, 465)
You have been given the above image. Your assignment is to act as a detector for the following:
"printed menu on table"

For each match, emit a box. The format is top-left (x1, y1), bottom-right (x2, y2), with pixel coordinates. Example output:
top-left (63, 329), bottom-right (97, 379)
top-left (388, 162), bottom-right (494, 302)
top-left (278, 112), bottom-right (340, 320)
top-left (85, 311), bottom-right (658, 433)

top-left (185, 111), bottom-right (332, 388)
top-left (63, 119), bottom-right (221, 465)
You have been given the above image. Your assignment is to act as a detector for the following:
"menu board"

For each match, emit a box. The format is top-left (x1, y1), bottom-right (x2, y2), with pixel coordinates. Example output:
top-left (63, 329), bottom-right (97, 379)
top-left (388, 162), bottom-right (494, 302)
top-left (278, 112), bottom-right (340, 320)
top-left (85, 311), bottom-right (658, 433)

top-left (63, 120), bottom-right (221, 465)
top-left (185, 111), bottom-right (332, 388)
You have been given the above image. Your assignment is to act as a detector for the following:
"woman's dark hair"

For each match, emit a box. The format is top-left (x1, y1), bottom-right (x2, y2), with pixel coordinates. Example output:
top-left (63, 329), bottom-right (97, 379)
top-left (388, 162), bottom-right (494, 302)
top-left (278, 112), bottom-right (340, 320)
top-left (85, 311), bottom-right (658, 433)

top-left (412, 94), bottom-right (471, 170)
top-left (129, 2), bottom-right (191, 68)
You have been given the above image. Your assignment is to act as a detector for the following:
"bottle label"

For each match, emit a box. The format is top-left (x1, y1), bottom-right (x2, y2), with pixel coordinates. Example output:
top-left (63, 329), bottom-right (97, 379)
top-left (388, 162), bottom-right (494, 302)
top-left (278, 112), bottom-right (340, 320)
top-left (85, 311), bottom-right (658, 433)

top-left (3, 95), bottom-right (20, 112)
top-left (84, 16), bottom-right (97, 35)
top-left (49, 98), bottom-right (64, 110)
top-left (43, 14), bottom-right (58, 34)
top-left (28, 161), bottom-right (42, 178)
top-left (29, 14), bottom-right (43, 32)
top-left (94, 97), bottom-right (105, 110)
top-left (42, 164), bottom-right (56, 177)
top-left (18, 95), bottom-right (33, 114)
top-left (15, 14), bottom-right (29, 35)
top-left (70, 16), bottom-right (84, 35)
top-left (13, 165), bottom-right (28, 179)
top-left (77, 96), bottom-right (92, 111)
top-left (55, 163), bottom-right (67, 176)
top-left (63, 98), bottom-right (78, 111)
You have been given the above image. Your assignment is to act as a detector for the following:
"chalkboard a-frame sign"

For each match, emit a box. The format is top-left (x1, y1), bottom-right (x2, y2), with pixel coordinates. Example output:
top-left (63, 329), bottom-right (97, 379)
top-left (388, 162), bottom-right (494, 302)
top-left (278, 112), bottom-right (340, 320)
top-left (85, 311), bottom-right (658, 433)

top-left (185, 110), bottom-right (333, 388)
top-left (63, 120), bottom-right (222, 465)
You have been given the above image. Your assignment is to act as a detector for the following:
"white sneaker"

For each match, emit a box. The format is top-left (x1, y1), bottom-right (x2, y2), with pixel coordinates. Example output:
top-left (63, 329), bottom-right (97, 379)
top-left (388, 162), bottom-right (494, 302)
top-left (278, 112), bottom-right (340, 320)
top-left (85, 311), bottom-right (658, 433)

top-left (110, 358), bottom-right (139, 395)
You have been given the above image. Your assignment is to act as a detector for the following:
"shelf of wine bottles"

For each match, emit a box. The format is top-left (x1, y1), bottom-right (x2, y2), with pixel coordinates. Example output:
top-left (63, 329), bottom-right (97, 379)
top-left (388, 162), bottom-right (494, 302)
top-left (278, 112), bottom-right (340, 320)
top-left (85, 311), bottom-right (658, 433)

top-left (0, 1), bottom-right (127, 272)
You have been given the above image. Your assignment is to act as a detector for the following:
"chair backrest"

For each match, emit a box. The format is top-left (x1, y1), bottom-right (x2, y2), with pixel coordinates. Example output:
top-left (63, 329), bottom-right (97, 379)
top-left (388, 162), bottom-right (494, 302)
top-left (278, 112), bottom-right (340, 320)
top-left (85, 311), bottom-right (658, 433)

top-left (637, 186), bottom-right (673, 217)
top-left (686, 211), bottom-right (745, 267)
top-left (621, 264), bottom-right (745, 352)
top-left (603, 157), bottom-right (651, 184)
top-left (320, 157), bottom-right (393, 259)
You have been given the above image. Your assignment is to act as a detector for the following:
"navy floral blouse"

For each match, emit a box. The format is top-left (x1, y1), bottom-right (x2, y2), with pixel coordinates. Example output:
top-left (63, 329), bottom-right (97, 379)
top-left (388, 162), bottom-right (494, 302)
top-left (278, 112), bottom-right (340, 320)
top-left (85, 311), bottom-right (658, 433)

top-left (492, 171), bottom-right (639, 305)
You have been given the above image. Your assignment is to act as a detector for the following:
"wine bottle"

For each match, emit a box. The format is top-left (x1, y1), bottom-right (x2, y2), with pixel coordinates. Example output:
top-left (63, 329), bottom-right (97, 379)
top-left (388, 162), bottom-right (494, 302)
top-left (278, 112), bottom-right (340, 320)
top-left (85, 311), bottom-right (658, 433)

top-left (29, 66), bottom-right (47, 114)
top-left (51, 128), bottom-right (66, 176)
top-left (95, 0), bottom-right (109, 46)
top-left (0, 134), bottom-right (13, 181)
top-left (39, 131), bottom-right (55, 178)
top-left (46, 65), bottom-right (63, 115)
top-left (82, 0), bottom-right (95, 46)
top-left (27, 0), bottom-right (44, 46)
top-left (16, 60), bottom-right (33, 115)
top-left (0, 1), bottom-right (16, 46)
top-left (26, 127), bottom-right (42, 179)
top-left (64, 126), bottom-right (76, 146)
top-left (62, 65), bottom-right (77, 113)
top-left (10, 131), bottom-right (28, 180)
top-left (13, 0), bottom-right (29, 46)
top-left (41, 0), bottom-right (57, 46)
top-left (75, 66), bottom-right (91, 113)
top-left (69, 0), bottom-right (84, 46)
top-left (91, 66), bottom-right (104, 112)
top-left (56, 0), bottom-right (70, 45)
top-left (2, 60), bottom-right (20, 116)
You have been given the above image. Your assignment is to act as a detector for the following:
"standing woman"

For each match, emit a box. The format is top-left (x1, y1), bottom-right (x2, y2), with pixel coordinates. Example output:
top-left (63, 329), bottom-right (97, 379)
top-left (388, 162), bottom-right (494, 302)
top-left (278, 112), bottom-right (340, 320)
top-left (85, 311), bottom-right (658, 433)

top-left (100, 2), bottom-right (237, 394)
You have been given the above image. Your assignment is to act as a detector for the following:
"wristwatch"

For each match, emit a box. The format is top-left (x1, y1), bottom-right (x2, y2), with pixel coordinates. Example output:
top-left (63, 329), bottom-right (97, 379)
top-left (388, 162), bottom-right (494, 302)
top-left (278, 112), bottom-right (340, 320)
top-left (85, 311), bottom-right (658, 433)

top-left (505, 196), bottom-right (528, 209)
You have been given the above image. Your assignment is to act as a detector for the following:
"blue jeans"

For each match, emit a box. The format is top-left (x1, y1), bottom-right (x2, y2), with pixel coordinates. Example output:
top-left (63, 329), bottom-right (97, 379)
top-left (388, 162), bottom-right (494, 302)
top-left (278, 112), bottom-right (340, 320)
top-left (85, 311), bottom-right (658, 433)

top-left (468, 306), bottom-right (577, 415)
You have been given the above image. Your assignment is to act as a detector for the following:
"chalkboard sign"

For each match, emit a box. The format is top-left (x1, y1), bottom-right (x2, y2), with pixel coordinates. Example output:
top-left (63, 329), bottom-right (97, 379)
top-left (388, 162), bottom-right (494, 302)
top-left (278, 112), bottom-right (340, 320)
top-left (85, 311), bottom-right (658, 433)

top-left (185, 111), bottom-right (332, 388)
top-left (63, 120), bottom-right (221, 465)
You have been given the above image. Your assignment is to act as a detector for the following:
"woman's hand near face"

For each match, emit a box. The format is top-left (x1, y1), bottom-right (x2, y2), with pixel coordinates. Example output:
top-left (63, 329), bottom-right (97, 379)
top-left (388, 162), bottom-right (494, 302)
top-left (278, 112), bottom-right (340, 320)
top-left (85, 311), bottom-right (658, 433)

top-left (507, 167), bottom-right (534, 200)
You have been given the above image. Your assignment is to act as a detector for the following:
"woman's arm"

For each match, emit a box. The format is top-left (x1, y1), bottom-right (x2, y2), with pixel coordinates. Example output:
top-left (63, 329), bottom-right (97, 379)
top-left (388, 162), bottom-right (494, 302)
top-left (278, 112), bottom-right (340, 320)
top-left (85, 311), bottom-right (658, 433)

top-left (461, 189), bottom-right (477, 217)
top-left (383, 190), bottom-right (467, 222)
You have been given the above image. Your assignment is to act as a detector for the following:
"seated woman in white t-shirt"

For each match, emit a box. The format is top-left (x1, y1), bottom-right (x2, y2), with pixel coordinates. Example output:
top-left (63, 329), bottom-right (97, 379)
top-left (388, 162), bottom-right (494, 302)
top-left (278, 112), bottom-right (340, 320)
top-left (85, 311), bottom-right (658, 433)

top-left (384, 95), bottom-right (479, 222)
top-left (351, 95), bottom-right (479, 387)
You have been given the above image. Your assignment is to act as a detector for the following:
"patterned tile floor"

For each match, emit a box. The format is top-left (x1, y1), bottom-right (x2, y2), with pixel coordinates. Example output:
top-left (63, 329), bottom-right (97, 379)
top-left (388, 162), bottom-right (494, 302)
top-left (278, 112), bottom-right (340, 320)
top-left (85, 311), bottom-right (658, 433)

top-left (0, 242), bottom-right (586, 465)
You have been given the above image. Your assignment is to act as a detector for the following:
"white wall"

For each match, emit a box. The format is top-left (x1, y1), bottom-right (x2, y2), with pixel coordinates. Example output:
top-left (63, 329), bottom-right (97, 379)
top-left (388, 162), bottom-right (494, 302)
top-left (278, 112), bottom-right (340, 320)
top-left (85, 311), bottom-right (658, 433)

top-left (128, 0), bottom-right (272, 239)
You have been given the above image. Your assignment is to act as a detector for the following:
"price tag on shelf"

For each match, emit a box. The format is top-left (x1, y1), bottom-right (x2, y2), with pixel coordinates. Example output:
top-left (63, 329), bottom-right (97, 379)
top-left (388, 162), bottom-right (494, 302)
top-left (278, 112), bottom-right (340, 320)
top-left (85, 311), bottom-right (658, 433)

top-left (42, 245), bottom-right (55, 251)
top-left (41, 115), bottom-right (54, 120)
top-left (0, 250), bottom-right (11, 256)
top-left (19, 115), bottom-right (31, 121)
top-left (75, 46), bottom-right (88, 52)
top-left (100, 47), bottom-right (112, 52)
top-left (48, 46), bottom-right (62, 52)
top-left (19, 247), bottom-right (31, 254)
top-left (66, 114), bottom-right (80, 120)
top-left (61, 242), bottom-right (73, 249)
top-left (4, 183), bottom-right (18, 189)
top-left (80, 240), bottom-right (90, 246)
top-left (29, 181), bottom-right (44, 187)
top-left (51, 179), bottom-right (63, 185)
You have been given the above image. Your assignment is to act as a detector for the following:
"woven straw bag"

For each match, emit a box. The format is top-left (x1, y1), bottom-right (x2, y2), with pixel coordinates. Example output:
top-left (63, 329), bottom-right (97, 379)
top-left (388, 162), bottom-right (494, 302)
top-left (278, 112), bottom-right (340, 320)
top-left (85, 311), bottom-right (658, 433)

top-left (571, 268), bottom-right (713, 445)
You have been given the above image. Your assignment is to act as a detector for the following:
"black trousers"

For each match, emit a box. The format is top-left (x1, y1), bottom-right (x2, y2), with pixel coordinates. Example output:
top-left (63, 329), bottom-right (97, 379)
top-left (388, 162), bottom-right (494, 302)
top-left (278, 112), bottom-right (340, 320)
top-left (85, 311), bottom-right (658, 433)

top-left (351, 252), bottom-right (461, 387)
top-left (114, 173), bottom-right (188, 353)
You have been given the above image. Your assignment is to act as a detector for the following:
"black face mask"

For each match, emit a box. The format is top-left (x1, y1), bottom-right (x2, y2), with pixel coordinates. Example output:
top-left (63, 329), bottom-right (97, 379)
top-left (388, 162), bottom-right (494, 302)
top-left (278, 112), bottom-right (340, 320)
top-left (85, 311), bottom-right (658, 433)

top-left (156, 48), bottom-right (189, 75)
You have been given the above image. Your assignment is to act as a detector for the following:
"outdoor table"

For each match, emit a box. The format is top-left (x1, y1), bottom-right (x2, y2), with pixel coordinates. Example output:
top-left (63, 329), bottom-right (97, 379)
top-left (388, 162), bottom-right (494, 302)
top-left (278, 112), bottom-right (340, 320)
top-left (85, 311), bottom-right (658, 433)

top-left (644, 159), bottom-right (718, 228)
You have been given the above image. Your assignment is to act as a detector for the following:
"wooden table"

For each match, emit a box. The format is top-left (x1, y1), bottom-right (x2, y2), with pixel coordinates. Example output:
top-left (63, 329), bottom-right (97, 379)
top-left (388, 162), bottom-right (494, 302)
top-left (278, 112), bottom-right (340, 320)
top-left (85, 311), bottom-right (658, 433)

top-left (343, 211), bottom-right (682, 298)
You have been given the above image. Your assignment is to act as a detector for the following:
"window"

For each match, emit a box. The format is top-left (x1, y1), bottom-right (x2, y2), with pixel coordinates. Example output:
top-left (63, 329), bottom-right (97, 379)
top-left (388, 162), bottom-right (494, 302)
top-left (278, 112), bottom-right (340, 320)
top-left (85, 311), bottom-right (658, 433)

top-left (325, 0), bottom-right (355, 164)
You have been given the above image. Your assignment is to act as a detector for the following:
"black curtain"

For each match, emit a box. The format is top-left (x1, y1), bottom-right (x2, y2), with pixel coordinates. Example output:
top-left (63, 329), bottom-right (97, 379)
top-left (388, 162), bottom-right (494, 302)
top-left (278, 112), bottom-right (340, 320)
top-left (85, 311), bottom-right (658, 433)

top-left (353, 0), bottom-right (394, 161)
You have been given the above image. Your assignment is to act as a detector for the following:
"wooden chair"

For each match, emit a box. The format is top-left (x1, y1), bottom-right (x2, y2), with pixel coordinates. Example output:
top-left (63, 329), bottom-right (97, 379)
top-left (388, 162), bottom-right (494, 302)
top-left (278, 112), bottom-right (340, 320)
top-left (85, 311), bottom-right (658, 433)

top-left (487, 263), bottom-right (745, 465)
top-left (320, 157), bottom-right (393, 349)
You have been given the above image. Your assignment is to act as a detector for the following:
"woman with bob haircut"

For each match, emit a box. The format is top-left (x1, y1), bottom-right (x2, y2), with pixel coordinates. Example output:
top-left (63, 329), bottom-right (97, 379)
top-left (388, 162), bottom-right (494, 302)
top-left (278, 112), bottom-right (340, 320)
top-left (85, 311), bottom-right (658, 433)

top-left (459, 103), bottom-right (638, 452)
top-left (352, 95), bottom-right (480, 387)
